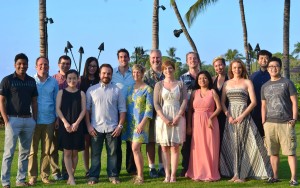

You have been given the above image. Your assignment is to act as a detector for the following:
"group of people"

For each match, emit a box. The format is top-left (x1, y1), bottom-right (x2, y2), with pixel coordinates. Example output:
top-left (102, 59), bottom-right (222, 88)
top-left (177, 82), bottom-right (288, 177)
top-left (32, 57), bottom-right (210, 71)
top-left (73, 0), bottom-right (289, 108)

top-left (0, 48), bottom-right (298, 187)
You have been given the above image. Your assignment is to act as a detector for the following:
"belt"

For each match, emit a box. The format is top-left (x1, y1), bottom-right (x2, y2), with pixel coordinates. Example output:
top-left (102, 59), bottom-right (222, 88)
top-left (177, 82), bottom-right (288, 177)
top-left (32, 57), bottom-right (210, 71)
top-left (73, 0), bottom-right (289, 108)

top-left (9, 115), bottom-right (32, 118)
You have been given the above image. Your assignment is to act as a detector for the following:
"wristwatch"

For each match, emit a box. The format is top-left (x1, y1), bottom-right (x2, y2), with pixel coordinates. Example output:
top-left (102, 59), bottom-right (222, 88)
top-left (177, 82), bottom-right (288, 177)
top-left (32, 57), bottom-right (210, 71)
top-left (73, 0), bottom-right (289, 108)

top-left (118, 125), bottom-right (123, 129)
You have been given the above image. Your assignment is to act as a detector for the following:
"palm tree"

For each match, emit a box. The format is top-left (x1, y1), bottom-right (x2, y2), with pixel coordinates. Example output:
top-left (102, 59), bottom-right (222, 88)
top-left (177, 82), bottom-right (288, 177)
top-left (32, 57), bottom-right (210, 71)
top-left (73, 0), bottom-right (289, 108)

top-left (170, 0), bottom-right (200, 66)
top-left (152, 0), bottom-right (159, 49)
top-left (282, 0), bottom-right (290, 79)
top-left (39, 0), bottom-right (46, 57)
top-left (185, 0), bottom-right (250, 72)
top-left (292, 42), bottom-right (300, 58)
top-left (239, 0), bottom-right (250, 74)
top-left (166, 47), bottom-right (181, 62)
top-left (224, 49), bottom-right (243, 63)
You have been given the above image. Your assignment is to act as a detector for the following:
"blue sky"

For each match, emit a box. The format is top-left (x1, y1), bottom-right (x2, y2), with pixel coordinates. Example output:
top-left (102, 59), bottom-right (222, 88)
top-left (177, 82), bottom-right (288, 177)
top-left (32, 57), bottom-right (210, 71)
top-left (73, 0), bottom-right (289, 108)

top-left (0, 0), bottom-right (299, 79)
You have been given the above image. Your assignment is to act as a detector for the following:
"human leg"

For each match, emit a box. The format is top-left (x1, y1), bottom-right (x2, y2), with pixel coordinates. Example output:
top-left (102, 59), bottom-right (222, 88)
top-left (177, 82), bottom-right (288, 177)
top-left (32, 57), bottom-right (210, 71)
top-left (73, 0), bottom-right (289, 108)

top-left (1, 118), bottom-right (19, 187)
top-left (161, 146), bottom-right (170, 182)
top-left (64, 149), bottom-right (75, 185)
top-left (105, 132), bottom-right (118, 178)
top-left (16, 117), bottom-right (35, 183)
top-left (40, 123), bottom-right (54, 181)
top-left (83, 134), bottom-right (90, 176)
top-left (132, 142), bottom-right (143, 178)
top-left (170, 145), bottom-right (179, 182)
top-left (28, 124), bottom-right (42, 181)
top-left (89, 131), bottom-right (104, 182)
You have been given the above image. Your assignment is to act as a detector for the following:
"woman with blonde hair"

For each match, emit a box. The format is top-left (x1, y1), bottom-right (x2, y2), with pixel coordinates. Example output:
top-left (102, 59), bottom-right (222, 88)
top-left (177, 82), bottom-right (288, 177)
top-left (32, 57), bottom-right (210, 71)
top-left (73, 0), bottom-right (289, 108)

top-left (122, 64), bottom-right (153, 184)
top-left (219, 59), bottom-right (272, 182)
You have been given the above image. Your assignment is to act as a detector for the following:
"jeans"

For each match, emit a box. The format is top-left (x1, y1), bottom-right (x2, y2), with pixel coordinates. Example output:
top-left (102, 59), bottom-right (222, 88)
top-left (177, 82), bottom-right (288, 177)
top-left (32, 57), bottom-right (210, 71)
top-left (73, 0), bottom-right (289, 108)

top-left (28, 123), bottom-right (54, 180)
top-left (1, 117), bottom-right (36, 186)
top-left (89, 131), bottom-right (118, 181)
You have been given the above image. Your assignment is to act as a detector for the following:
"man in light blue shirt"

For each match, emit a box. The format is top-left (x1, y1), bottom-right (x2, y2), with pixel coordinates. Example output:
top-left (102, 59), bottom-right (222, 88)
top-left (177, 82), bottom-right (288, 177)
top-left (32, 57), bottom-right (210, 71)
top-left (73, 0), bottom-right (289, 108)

top-left (112, 48), bottom-right (135, 175)
top-left (86, 64), bottom-right (126, 185)
top-left (28, 57), bottom-right (59, 185)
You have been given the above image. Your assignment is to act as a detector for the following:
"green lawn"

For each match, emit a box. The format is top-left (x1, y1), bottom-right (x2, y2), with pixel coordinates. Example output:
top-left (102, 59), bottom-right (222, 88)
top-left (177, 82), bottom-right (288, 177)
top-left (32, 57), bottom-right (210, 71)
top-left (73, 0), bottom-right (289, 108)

top-left (0, 124), bottom-right (299, 188)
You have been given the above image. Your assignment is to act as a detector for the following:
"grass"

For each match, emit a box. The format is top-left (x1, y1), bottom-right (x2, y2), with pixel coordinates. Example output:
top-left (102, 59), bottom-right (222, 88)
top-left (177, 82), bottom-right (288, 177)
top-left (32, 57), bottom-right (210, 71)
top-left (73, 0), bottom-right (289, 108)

top-left (0, 124), bottom-right (299, 188)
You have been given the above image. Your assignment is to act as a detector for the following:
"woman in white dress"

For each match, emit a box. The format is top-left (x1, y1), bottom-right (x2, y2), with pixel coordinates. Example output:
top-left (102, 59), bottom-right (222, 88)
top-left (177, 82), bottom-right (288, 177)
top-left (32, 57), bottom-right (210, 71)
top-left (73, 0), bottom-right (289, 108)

top-left (153, 60), bottom-right (188, 183)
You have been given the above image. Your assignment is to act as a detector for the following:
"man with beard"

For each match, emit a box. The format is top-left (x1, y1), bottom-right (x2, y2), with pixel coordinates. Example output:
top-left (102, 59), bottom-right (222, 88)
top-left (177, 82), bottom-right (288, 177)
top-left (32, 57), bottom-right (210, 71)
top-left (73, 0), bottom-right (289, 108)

top-left (179, 52), bottom-right (200, 176)
top-left (250, 50), bottom-right (272, 137)
top-left (0, 53), bottom-right (38, 188)
top-left (86, 64), bottom-right (126, 185)
top-left (143, 49), bottom-right (165, 178)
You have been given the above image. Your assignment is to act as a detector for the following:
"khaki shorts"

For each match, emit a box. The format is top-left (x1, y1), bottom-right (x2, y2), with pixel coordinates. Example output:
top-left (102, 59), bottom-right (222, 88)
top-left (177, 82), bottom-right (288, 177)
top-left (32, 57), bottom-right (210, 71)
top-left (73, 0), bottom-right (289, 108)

top-left (263, 122), bottom-right (297, 156)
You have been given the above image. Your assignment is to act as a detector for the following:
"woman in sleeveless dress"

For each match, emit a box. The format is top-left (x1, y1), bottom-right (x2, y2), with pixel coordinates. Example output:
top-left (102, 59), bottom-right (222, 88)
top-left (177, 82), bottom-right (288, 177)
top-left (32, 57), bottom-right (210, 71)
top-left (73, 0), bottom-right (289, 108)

top-left (80, 57), bottom-right (100, 177)
top-left (220, 59), bottom-right (272, 183)
top-left (56, 69), bottom-right (86, 185)
top-left (186, 71), bottom-right (222, 182)
top-left (212, 57), bottom-right (228, 143)
top-left (154, 60), bottom-right (187, 183)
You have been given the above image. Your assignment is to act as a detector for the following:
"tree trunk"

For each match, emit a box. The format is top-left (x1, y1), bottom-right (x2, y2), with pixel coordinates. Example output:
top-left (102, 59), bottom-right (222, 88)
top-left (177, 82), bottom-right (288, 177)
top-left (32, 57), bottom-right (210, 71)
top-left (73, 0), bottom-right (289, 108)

top-left (283, 0), bottom-right (290, 79)
top-left (239, 0), bottom-right (250, 74)
top-left (152, 0), bottom-right (159, 49)
top-left (171, 0), bottom-right (201, 67)
top-left (39, 0), bottom-right (46, 57)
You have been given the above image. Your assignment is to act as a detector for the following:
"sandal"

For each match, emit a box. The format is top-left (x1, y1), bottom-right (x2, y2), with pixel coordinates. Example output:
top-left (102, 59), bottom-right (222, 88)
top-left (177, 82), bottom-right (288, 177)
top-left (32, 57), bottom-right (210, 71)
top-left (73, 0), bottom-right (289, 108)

top-left (163, 177), bottom-right (170, 183)
top-left (87, 180), bottom-right (97, 185)
top-left (134, 176), bottom-right (144, 184)
top-left (234, 179), bottom-right (245, 183)
top-left (170, 177), bottom-right (176, 183)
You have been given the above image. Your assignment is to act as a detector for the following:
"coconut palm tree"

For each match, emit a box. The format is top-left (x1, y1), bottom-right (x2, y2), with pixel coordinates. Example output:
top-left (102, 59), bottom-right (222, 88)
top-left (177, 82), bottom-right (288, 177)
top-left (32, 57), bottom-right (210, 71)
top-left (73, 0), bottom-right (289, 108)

top-left (224, 49), bottom-right (243, 62)
top-left (185, 0), bottom-right (250, 72)
top-left (292, 42), bottom-right (300, 58)
top-left (152, 0), bottom-right (159, 49)
top-left (170, 0), bottom-right (200, 66)
top-left (282, 0), bottom-right (290, 79)
top-left (39, 0), bottom-right (46, 57)
top-left (166, 47), bottom-right (181, 62)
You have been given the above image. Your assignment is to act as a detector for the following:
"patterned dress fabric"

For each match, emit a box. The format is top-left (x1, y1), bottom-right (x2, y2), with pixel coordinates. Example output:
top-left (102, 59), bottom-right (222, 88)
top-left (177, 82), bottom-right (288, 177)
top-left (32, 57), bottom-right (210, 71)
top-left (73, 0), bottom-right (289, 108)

top-left (220, 88), bottom-right (272, 179)
top-left (155, 85), bottom-right (186, 146)
top-left (122, 85), bottom-right (153, 143)
top-left (186, 90), bottom-right (220, 181)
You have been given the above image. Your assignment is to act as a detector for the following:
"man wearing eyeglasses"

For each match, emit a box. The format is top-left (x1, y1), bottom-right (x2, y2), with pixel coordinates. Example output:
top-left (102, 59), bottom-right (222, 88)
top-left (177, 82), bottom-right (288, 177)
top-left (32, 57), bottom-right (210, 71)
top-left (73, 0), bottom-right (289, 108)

top-left (250, 50), bottom-right (272, 137)
top-left (261, 57), bottom-right (298, 186)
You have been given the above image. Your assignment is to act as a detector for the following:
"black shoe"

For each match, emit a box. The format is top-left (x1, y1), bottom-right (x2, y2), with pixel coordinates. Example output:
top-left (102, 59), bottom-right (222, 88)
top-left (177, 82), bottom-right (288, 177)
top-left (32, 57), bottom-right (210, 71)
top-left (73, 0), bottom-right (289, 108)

top-left (157, 168), bottom-right (165, 177)
top-left (149, 168), bottom-right (158, 178)
top-left (180, 169), bottom-right (187, 177)
top-left (62, 173), bottom-right (69, 180)
top-left (290, 180), bottom-right (299, 186)
top-left (266, 177), bottom-right (281, 183)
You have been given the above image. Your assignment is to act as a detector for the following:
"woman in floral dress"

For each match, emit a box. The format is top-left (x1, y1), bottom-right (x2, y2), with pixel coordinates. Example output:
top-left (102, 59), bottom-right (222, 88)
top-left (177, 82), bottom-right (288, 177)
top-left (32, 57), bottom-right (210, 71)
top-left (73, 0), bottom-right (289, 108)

top-left (122, 64), bottom-right (153, 184)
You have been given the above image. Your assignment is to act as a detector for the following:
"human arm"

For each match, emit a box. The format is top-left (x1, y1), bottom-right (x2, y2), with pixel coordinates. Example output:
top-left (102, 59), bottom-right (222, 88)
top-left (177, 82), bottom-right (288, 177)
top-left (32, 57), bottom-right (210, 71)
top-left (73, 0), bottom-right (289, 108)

top-left (154, 82), bottom-right (172, 126)
top-left (112, 89), bottom-right (126, 137)
top-left (56, 90), bottom-right (71, 132)
top-left (208, 89), bottom-right (222, 129)
top-left (289, 94), bottom-right (298, 127)
top-left (233, 80), bottom-right (257, 124)
top-left (72, 91), bottom-right (86, 132)
top-left (31, 96), bottom-right (38, 122)
top-left (112, 112), bottom-right (125, 137)
top-left (186, 91), bottom-right (195, 135)
top-left (172, 82), bottom-right (188, 126)
top-left (136, 86), bottom-right (153, 134)
top-left (85, 89), bottom-right (97, 137)
top-left (221, 81), bottom-right (234, 124)
top-left (0, 95), bottom-right (8, 125)
top-left (261, 100), bottom-right (267, 125)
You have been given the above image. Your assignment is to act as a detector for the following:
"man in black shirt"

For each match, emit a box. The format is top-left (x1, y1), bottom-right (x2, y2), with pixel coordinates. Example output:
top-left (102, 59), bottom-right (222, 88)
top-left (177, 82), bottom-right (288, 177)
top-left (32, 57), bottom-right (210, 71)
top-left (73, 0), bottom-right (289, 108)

top-left (0, 53), bottom-right (38, 188)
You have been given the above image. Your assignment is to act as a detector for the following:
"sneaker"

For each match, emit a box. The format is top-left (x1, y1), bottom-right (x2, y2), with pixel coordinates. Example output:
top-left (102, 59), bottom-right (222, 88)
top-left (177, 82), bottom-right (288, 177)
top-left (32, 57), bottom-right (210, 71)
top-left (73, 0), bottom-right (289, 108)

top-left (149, 168), bottom-right (158, 178)
top-left (266, 177), bottom-right (281, 183)
top-left (290, 180), bottom-right (299, 186)
top-left (52, 174), bottom-right (63, 181)
top-left (157, 168), bottom-right (165, 177)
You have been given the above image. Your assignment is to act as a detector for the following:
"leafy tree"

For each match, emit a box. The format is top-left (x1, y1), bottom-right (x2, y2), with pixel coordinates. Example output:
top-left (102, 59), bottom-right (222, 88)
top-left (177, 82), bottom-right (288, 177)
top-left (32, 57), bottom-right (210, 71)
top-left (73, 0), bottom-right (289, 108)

top-left (166, 47), bottom-right (181, 62)
top-left (292, 42), bottom-right (300, 59)
top-left (224, 49), bottom-right (244, 62)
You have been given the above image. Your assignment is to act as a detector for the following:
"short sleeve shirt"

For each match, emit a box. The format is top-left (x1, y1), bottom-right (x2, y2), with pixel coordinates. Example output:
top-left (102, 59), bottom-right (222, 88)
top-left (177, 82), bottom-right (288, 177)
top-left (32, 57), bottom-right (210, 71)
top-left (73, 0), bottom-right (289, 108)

top-left (0, 72), bottom-right (38, 116)
top-left (261, 77), bottom-right (297, 123)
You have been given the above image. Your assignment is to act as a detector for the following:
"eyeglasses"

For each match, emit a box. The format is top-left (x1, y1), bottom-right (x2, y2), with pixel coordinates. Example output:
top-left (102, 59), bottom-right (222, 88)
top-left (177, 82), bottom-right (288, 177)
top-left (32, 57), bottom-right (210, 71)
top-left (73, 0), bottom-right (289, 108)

top-left (59, 63), bottom-right (70, 66)
top-left (268, 65), bottom-right (280, 69)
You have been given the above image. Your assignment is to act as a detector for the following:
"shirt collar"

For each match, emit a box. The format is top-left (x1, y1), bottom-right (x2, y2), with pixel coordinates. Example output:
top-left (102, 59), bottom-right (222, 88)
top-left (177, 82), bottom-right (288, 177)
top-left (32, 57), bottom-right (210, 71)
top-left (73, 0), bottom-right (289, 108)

top-left (100, 81), bottom-right (111, 88)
